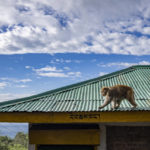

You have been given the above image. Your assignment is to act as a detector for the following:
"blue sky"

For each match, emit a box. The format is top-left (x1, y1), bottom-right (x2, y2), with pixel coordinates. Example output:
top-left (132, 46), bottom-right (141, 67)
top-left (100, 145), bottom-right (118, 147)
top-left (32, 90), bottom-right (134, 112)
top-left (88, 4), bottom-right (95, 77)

top-left (0, 53), bottom-right (150, 101)
top-left (0, 123), bottom-right (28, 138)
top-left (0, 0), bottom-right (150, 101)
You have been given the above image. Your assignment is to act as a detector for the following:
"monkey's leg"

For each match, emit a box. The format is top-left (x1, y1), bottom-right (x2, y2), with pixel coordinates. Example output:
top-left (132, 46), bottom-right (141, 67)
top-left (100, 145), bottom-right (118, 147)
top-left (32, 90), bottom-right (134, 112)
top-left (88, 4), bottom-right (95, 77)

top-left (99, 96), bottom-right (112, 109)
top-left (127, 91), bottom-right (137, 108)
top-left (128, 94), bottom-right (137, 108)
top-left (115, 100), bottom-right (122, 109)
top-left (111, 99), bottom-right (116, 110)
top-left (129, 99), bottom-right (137, 108)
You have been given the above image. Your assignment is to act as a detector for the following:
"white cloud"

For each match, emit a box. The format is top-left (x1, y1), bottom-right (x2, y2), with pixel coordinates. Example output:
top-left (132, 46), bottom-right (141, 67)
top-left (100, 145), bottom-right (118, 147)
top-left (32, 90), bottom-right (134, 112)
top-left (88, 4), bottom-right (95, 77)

top-left (50, 58), bottom-right (81, 64)
top-left (64, 67), bottom-right (70, 70)
top-left (33, 65), bottom-right (81, 78)
top-left (25, 66), bottom-right (31, 69)
top-left (99, 72), bottom-right (108, 76)
top-left (100, 61), bottom-right (150, 68)
top-left (67, 72), bottom-right (81, 77)
top-left (0, 78), bottom-right (32, 89)
top-left (0, 78), bottom-right (32, 83)
top-left (0, 82), bottom-right (7, 89)
top-left (0, 0), bottom-right (150, 55)
top-left (34, 66), bottom-right (62, 72)
top-left (55, 59), bottom-right (71, 63)
top-left (139, 61), bottom-right (150, 65)
top-left (0, 93), bottom-right (33, 102)
top-left (15, 79), bottom-right (32, 83)
top-left (15, 85), bottom-right (28, 88)
top-left (37, 72), bottom-right (68, 77)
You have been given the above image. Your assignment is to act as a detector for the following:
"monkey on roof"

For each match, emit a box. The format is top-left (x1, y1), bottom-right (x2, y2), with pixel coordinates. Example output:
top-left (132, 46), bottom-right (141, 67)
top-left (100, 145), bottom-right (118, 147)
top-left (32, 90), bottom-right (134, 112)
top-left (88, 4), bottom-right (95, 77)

top-left (99, 85), bottom-right (137, 110)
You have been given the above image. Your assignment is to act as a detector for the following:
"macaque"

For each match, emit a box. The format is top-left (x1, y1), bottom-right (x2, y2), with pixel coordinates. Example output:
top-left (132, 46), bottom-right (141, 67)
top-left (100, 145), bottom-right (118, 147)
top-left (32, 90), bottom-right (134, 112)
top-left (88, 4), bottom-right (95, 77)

top-left (99, 85), bottom-right (137, 110)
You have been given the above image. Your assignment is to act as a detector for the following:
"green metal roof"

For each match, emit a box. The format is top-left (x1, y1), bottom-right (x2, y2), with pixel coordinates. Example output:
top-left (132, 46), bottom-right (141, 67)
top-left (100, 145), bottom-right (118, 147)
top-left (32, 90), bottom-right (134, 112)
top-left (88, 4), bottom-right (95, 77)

top-left (0, 65), bottom-right (150, 112)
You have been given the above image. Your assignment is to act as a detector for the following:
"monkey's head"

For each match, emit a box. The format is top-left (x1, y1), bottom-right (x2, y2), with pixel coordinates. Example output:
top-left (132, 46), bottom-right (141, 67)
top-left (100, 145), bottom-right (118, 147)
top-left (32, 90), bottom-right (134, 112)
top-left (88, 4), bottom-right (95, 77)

top-left (101, 87), bottom-right (109, 96)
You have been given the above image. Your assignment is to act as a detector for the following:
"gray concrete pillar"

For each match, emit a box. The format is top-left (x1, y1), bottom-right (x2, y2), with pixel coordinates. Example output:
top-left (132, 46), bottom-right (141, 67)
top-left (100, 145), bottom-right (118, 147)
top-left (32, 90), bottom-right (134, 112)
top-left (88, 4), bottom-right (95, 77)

top-left (97, 125), bottom-right (106, 150)
top-left (28, 144), bottom-right (36, 150)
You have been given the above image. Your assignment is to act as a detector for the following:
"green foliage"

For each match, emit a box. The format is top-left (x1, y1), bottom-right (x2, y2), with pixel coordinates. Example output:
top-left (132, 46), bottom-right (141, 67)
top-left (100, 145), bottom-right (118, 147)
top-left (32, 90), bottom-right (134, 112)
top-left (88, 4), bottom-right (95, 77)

top-left (9, 144), bottom-right (27, 150)
top-left (13, 132), bottom-right (28, 148)
top-left (0, 132), bottom-right (28, 150)
top-left (0, 136), bottom-right (13, 150)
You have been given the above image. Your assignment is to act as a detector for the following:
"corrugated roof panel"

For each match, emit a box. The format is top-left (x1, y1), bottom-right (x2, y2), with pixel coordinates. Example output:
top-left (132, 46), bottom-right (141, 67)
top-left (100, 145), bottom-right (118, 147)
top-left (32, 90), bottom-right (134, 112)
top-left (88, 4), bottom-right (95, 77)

top-left (50, 101), bottom-right (61, 112)
top-left (75, 100), bottom-right (83, 112)
top-left (68, 100), bottom-right (76, 112)
top-left (47, 100), bottom-right (57, 112)
top-left (75, 87), bottom-right (81, 100)
top-left (62, 100), bottom-right (72, 112)
top-left (43, 101), bottom-right (54, 112)
top-left (30, 100), bottom-right (44, 111)
top-left (80, 100), bottom-right (87, 112)
top-left (37, 98), bottom-right (50, 111)
top-left (53, 93), bottom-right (61, 101)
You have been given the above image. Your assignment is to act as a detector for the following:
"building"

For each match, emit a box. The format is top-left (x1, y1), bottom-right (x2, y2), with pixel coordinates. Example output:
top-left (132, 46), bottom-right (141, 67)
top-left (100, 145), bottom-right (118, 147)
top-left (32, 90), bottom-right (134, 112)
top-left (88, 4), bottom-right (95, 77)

top-left (0, 65), bottom-right (150, 150)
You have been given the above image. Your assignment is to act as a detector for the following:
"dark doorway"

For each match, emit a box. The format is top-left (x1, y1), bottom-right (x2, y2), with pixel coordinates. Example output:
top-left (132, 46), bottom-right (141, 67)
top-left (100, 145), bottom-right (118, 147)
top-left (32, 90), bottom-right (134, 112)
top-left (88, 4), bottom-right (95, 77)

top-left (107, 126), bottom-right (150, 150)
top-left (38, 145), bottom-right (94, 150)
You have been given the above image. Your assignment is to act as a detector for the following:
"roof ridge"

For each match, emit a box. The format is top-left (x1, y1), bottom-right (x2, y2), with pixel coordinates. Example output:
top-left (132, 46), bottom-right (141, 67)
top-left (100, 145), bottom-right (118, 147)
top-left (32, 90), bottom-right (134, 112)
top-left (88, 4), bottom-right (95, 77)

top-left (0, 65), bottom-right (149, 108)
